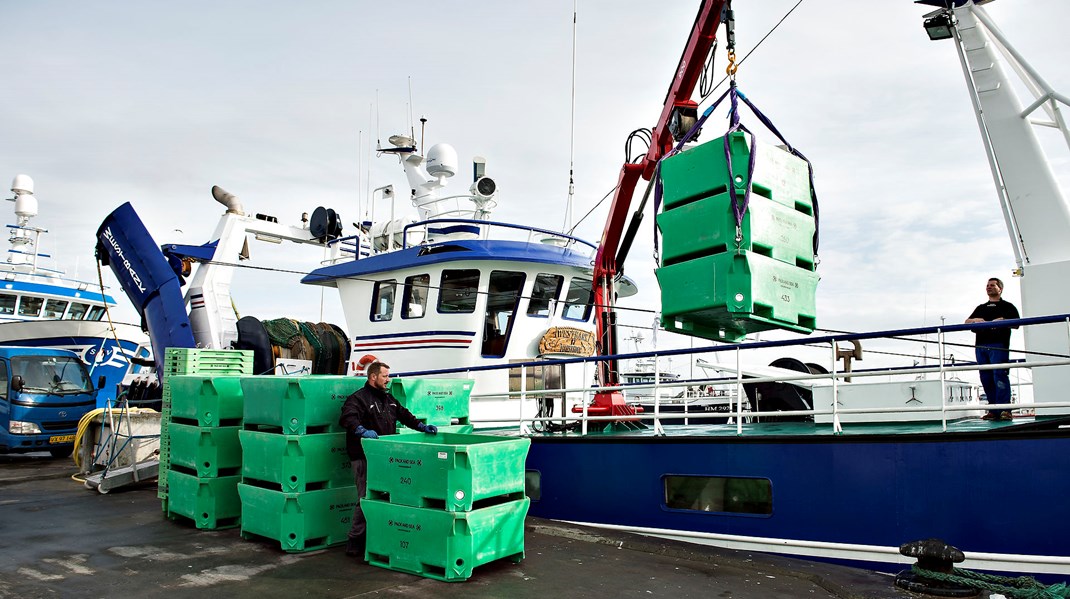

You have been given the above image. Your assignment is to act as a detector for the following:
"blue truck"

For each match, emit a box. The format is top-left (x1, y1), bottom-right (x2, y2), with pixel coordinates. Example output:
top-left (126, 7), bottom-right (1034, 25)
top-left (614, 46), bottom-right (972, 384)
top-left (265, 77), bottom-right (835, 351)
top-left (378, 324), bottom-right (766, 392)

top-left (0, 347), bottom-right (101, 458)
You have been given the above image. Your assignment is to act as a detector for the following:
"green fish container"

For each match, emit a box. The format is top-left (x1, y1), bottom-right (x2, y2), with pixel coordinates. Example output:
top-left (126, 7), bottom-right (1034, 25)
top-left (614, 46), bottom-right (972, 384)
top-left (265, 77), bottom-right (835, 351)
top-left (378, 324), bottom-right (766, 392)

top-left (363, 433), bottom-right (530, 512)
top-left (390, 378), bottom-right (473, 426)
top-left (238, 430), bottom-right (352, 492)
top-left (237, 484), bottom-right (358, 552)
top-left (168, 376), bottom-right (246, 426)
top-left (168, 423), bottom-right (242, 477)
top-left (363, 497), bottom-right (528, 582)
top-left (656, 250), bottom-right (817, 342)
top-left (166, 470), bottom-right (241, 530)
top-left (240, 376), bottom-right (366, 434)
top-left (660, 132), bottom-right (813, 215)
top-left (163, 348), bottom-right (253, 376)
top-left (657, 191), bottom-right (815, 270)
top-left (395, 424), bottom-right (475, 436)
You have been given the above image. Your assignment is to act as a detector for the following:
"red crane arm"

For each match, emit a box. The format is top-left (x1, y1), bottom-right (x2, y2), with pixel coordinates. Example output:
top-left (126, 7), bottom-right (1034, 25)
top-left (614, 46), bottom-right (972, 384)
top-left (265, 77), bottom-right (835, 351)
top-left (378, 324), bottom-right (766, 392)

top-left (586, 1), bottom-right (728, 417)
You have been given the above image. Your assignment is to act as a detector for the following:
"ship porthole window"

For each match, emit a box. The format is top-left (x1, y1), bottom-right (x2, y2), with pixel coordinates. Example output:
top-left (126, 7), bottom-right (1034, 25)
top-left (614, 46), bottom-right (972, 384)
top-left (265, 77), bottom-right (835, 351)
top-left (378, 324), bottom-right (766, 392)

top-left (43, 299), bottom-right (68, 319)
top-left (370, 280), bottom-right (397, 322)
top-left (562, 277), bottom-right (594, 322)
top-left (438, 270), bottom-right (480, 314)
top-left (0, 294), bottom-right (14, 316)
top-left (65, 302), bottom-right (89, 320)
top-left (18, 296), bottom-right (43, 318)
top-left (663, 475), bottom-right (772, 516)
top-left (401, 274), bottom-right (430, 320)
top-left (527, 274), bottom-right (563, 318)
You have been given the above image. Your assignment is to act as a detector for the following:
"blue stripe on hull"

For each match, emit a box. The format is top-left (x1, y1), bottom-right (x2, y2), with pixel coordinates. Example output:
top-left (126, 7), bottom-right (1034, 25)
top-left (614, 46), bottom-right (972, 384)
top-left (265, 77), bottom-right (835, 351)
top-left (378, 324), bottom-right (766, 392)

top-left (525, 429), bottom-right (1070, 573)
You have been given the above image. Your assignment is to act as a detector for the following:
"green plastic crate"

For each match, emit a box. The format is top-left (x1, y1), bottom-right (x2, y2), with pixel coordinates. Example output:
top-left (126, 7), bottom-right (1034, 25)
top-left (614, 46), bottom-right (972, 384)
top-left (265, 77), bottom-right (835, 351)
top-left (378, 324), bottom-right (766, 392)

top-left (656, 250), bottom-right (817, 342)
top-left (661, 132), bottom-right (813, 214)
top-left (166, 471), bottom-right (241, 529)
top-left (168, 423), bottom-right (242, 477)
top-left (390, 378), bottom-right (473, 426)
top-left (240, 376), bottom-right (366, 434)
top-left (396, 424), bottom-right (475, 436)
top-left (363, 433), bottom-right (530, 512)
top-left (657, 191), bottom-right (815, 270)
top-left (363, 497), bottom-right (528, 582)
top-left (168, 376), bottom-right (245, 426)
top-left (158, 386), bottom-right (172, 503)
top-left (237, 484), bottom-right (358, 552)
top-left (239, 430), bottom-right (352, 492)
top-left (164, 348), bottom-right (253, 376)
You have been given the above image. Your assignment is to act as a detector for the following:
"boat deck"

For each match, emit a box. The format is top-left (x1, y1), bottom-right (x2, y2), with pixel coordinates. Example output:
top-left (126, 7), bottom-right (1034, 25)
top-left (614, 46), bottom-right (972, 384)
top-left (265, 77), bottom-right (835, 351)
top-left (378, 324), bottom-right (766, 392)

top-left (495, 414), bottom-right (1046, 440)
top-left (0, 453), bottom-right (913, 599)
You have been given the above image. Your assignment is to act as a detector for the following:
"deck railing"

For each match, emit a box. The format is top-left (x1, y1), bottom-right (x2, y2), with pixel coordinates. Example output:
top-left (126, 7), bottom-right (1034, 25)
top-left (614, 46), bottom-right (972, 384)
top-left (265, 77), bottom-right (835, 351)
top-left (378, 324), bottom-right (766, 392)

top-left (394, 313), bottom-right (1070, 436)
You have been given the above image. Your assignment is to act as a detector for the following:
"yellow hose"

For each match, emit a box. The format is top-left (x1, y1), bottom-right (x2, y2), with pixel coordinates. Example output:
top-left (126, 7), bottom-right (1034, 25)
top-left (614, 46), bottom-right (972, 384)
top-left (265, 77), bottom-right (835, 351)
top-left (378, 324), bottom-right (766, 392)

top-left (73, 407), bottom-right (158, 470)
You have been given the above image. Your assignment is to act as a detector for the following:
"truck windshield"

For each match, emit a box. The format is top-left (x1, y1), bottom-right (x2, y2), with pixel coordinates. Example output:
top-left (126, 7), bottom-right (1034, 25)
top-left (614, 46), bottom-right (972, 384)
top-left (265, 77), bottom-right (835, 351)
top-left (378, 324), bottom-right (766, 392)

top-left (12, 355), bottom-right (92, 395)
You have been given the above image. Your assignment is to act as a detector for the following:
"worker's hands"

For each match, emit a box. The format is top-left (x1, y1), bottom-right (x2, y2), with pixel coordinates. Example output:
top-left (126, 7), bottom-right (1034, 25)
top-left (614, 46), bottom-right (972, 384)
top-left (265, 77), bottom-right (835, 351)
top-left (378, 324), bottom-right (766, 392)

top-left (355, 426), bottom-right (379, 439)
top-left (418, 423), bottom-right (438, 435)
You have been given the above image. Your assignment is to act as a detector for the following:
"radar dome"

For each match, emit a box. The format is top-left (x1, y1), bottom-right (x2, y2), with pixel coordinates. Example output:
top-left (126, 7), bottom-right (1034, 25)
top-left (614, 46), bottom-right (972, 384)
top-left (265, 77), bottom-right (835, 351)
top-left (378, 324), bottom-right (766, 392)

top-left (425, 144), bottom-right (458, 178)
top-left (10, 174), bottom-right (34, 195)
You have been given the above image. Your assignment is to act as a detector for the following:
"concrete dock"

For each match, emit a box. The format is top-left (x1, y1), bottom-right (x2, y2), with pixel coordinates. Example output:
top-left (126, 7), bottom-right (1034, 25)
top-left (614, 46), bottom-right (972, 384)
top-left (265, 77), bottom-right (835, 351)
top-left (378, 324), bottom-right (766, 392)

top-left (0, 453), bottom-right (916, 599)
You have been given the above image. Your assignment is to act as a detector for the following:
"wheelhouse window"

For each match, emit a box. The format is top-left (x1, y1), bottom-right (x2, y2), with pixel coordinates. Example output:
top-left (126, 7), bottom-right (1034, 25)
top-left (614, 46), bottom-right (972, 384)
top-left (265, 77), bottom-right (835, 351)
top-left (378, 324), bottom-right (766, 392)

top-left (43, 299), bottom-right (68, 319)
top-left (65, 302), bottom-right (89, 320)
top-left (402, 274), bottom-right (430, 319)
top-left (526, 274), bottom-right (563, 317)
top-left (370, 280), bottom-right (397, 322)
top-left (438, 269), bottom-right (480, 314)
top-left (664, 475), bottom-right (772, 515)
top-left (482, 271), bottom-right (525, 358)
top-left (18, 296), bottom-right (43, 318)
top-left (0, 294), bottom-right (14, 315)
top-left (562, 277), bottom-right (594, 321)
top-left (86, 306), bottom-right (106, 321)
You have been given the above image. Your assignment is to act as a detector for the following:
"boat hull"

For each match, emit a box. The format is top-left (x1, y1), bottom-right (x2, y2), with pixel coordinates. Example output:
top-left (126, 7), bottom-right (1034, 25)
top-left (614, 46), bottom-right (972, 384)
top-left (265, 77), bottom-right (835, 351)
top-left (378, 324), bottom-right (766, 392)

top-left (525, 422), bottom-right (1070, 577)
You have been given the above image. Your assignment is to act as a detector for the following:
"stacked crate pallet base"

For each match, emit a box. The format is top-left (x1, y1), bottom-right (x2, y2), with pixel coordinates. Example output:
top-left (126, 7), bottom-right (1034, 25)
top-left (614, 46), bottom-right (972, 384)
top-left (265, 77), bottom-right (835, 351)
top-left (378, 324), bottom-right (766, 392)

top-left (237, 376), bottom-right (367, 552)
top-left (160, 349), bottom-right (252, 529)
top-left (363, 431), bottom-right (530, 582)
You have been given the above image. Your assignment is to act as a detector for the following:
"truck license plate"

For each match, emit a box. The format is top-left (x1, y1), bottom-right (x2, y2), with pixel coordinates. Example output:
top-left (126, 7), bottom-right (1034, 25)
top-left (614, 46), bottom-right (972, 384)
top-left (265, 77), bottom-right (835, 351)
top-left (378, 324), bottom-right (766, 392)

top-left (49, 434), bottom-right (74, 444)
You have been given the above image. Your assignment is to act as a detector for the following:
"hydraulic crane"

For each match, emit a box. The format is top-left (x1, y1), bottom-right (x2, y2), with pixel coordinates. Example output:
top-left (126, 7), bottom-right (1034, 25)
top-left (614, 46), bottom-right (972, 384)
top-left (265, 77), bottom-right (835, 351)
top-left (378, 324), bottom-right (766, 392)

top-left (580, 0), bottom-right (730, 420)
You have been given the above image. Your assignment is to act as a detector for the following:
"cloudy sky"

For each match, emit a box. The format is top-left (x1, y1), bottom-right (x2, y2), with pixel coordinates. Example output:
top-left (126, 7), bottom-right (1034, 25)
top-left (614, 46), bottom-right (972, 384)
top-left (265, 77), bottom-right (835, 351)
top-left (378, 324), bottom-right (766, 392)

top-left (3, 0), bottom-right (1068, 370)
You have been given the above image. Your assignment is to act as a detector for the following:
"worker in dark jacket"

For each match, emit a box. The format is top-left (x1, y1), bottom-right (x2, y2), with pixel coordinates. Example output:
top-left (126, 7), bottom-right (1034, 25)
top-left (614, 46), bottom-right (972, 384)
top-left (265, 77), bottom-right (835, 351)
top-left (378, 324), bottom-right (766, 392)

top-left (339, 361), bottom-right (436, 558)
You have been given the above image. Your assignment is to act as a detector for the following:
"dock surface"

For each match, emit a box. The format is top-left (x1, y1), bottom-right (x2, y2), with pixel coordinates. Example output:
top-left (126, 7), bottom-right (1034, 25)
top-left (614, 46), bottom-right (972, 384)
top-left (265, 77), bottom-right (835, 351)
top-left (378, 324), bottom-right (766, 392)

top-left (0, 453), bottom-right (913, 599)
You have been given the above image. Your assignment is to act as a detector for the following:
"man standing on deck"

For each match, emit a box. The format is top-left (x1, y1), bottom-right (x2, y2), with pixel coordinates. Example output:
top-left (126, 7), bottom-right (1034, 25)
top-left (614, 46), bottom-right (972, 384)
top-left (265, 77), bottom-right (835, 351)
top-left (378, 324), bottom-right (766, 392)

top-left (965, 277), bottom-right (1020, 421)
top-left (339, 361), bottom-right (437, 558)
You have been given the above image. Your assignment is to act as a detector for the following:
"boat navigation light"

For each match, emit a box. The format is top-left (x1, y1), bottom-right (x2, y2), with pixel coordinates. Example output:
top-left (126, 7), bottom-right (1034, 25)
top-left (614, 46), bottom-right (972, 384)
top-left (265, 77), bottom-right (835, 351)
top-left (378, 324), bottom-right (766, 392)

top-left (923, 11), bottom-right (956, 41)
top-left (426, 143), bottom-right (458, 179)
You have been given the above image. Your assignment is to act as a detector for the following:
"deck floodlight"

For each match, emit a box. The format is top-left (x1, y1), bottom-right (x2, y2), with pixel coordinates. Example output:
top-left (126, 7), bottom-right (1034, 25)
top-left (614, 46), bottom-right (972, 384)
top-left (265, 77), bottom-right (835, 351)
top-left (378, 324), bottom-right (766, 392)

top-left (924, 13), bottom-right (956, 41)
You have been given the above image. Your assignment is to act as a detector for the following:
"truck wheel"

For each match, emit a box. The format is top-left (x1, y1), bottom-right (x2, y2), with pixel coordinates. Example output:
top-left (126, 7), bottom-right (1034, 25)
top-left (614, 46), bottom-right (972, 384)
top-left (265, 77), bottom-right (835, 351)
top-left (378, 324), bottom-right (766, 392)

top-left (49, 447), bottom-right (73, 459)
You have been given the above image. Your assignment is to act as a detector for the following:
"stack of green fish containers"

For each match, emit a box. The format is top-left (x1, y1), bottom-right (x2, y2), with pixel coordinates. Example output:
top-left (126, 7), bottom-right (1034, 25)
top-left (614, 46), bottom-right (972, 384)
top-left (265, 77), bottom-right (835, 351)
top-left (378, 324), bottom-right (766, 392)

top-left (390, 378), bottom-right (474, 435)
top-left (656, 132), bottom-right (819, 342)
top-left (362, 431), bottom-right (531, 582)
top-left (236, 376), bottom-right (368, 552)
top-left (160, 348), bottom-right (252, 529)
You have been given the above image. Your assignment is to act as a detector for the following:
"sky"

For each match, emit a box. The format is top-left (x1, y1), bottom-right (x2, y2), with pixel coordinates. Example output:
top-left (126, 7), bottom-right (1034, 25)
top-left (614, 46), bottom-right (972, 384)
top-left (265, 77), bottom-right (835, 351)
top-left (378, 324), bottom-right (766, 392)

top-left (3, 0), bottom-right (1069, 374)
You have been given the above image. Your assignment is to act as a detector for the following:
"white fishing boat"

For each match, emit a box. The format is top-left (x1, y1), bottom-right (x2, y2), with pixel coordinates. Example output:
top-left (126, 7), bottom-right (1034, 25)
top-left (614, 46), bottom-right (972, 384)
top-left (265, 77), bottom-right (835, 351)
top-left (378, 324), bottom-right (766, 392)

top-left (94, 0), bottom-right (1070, 586)
top-left (1, 175), bottom-right (151, 406)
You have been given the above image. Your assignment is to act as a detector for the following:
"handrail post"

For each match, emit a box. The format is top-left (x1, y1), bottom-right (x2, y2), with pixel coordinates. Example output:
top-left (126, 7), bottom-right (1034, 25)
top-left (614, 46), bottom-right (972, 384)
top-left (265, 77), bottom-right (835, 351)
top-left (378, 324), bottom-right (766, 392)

top-left (581, 360), bottom-right (589, 436)
top-left (654, 354), bottom-right (664, 436)
top-left (520, 365), bottom-right (528, 434)
top-left (735, 346), bottom-right (743, 436)
top-left (939, 328), bottom-right (948, 432)
top-left (831, 341), bottom-right (842, 434)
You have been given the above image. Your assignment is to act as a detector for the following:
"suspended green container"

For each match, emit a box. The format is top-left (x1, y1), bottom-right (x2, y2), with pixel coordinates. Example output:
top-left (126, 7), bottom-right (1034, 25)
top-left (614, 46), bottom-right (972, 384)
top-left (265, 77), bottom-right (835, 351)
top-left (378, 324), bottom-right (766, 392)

top-left (240, 376), bottom-right (366, 434)
top-left (660, 132), bottom-right (813, 215)
top-left (239, 430), bottom-right (352, 492)
top-left (166, 471), bottom-right (241, 530)
top-left (390, 378), bottom-right (473, 426)
top-left (363, 497), bottom-right (528, 582)
top-left (168, 423), bottom-right (242, 477)
top-left (168, 376), bottom-right (246, 426)
top-left (656, 250), bottom-right (817, 342)
top-left (657, 191), bottom-right (815, 270)
top-left (363, 433), bottom-right (529, 512)
top-left (237, 484), bottom-right (358, 552)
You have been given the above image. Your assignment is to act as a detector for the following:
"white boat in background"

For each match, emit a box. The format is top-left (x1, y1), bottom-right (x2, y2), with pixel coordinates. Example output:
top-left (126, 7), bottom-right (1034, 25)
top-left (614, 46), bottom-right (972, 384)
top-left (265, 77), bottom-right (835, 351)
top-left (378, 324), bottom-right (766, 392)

top-left (1, 175), bottom-right (151, 407)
